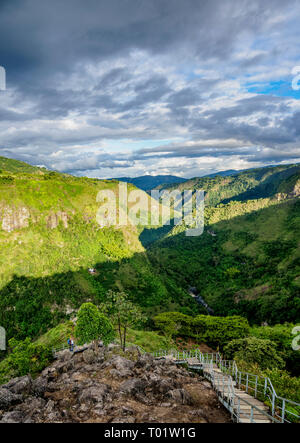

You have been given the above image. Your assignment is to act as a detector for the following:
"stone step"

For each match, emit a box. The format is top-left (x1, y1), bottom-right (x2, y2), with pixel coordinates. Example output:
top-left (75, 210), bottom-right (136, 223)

top-left (236, 405), bottom-right (269, 412)
top-left (239, 418), bottom-right (271, 423)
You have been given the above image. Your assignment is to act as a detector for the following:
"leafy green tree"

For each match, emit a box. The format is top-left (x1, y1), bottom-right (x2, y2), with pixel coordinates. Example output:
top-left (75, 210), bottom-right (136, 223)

top-left (223, 337), bottom-right (285, 370)
top-left (0, 338), bottom-right (53, 383)
top-left (75, 302), bottom-right (115, 348)
top-left (153, 312), bottom-right (249, 349)
top-left (101, 291), bottom-right (146, 351)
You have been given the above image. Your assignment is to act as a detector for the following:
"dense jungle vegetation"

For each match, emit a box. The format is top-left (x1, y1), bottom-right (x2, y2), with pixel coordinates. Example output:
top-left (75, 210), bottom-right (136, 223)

top-left (0, 157), bottom-right (299, 402)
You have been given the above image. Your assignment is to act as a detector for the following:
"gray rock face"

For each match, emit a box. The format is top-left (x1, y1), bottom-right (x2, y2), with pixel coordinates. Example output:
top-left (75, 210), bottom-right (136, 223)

top-left (32, 377), bottom-right (48, 397)
top-left (119, 378), bottom-right (147, 396)
top-left (82, 349), bottom-right (97, 365)
top-left (0, 410), bottom-right (25, 423)
top-left (0, 388), bottom-right (22, 410)
top-left (167, 388), bottom-right (193, 405)
top-left (109, 355), bottom-right (134, 378)
top-left (135, 353), bottom-right (155, 369)
top-left (0, 345), bottom-right (229, 423)
top-left (1, 206), bottom-right (30, 232)
top-left (2, 375), bottom-right (32, 396)
top-left (78, 383), bottom-right (110, 405)
top-left (111, 355), bottom-right (134, 371)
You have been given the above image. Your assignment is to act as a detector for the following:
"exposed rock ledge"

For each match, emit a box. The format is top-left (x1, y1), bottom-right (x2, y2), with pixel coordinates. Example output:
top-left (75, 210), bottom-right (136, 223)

top-left (0, 345), bottom-right (230, 423)
top-left (0, 207), bottom-right (70, 232)
top-left (1, 207), bottom-right (30, 232)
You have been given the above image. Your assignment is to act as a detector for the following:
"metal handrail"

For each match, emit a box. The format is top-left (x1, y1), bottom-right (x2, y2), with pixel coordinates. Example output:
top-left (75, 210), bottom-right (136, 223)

top-left (216, 358), bottom-right (299, 423)
top-left (152, 349), bottom-right (300, 423)
top-left (202, 359), bottom-right (280, 423)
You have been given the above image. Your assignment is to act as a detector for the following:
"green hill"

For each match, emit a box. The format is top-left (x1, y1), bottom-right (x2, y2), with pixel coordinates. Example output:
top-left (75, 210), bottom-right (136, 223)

top-left (0, 156), bottom-right (45, 174)
top-left (148, 197), bottom-right (300, 325)
top-left (156, 163), bottom-right (300, 207)
top-left (0, 163), bottom-right (196, 342)
top-left (0, 156), bottom-right (299, 345)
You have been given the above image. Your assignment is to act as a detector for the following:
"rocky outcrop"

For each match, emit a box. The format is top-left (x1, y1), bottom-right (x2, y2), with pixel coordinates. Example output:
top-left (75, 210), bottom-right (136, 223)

top-left (277, 180), bottom-right (300, 201)
top-left (1, 207), bottom-right (30, 232)
top-left (0, 345), bottom-right (231, 423)
top-left (0, 206), bottom-right (70, 232)
top-left (46, 211), bottom-right (69, 229)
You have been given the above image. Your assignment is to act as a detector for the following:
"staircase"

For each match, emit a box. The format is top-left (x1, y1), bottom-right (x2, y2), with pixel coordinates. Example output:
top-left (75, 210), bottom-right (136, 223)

top-left (202, 362), bottom-right (273, 423)
top-left (152, 349), bottom-right (299, 424)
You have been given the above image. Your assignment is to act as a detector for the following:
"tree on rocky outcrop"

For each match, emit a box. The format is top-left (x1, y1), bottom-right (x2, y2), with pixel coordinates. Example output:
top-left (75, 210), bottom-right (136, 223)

top-left (75, 303), bottom-right (115, 350)
top-left (101, 291), bottom-right (145, 351)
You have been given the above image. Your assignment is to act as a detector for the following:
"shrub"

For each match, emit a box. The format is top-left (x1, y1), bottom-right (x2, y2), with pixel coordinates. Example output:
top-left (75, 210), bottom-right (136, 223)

top-left (192, 315), bottom-right (250, 348)
top-left (153, 312), bottom-right (249, 349)
top-left (0, 338), bottom-right (53, 384)
top-left (250, 323), bottom-right (300, 376)
top-left (224, 337), bottom-right (285, 370)
top-left (75, 302), bottom-right (115, 346)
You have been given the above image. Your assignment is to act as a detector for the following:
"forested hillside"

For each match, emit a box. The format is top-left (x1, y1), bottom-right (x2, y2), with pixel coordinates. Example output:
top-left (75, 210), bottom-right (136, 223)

top-left (156, 163), bottom-right (300, 207)
top-left (0, 158), bottom-right (195, 342)
top-left (0, 157), bottom-right (299, 344)
top-left (149, 197), bottom-right (300, 325)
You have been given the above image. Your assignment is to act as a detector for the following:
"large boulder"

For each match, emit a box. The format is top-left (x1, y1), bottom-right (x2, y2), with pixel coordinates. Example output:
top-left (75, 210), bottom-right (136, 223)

top-left (119, 378), bottom-right (147, 396)
top-left (0, 388), bottom-right (22, 410)
top-left (82, 349), bottom-right (98, 365)
top-left (135, 353), bottom-right (154, 370)
top-left (32, 376), bottom-right (48, 397)
top-left (78, 383), bottom-right (110, 406)
top-left (167, 388), bottom-right (193, 405)
top-left (0, 410), bottom-right (25, 423)
top-left (111, 355), bottom-right (134, 371)
top-left (149, 376), bottom-right (176, 395)
top-left (2, 375), bottom-right (33, 396)
top-left (110, 355), bottom-right (134, 378)
top-left (56, 349), bottom-right (72, 362)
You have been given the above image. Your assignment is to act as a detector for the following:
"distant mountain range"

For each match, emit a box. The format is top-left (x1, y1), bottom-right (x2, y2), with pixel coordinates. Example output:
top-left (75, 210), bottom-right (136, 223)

top-left (203, 169), bottom-right (240, 178)
top-left (111, 167), bottom-right (295, 191)
top-left (110, 175), bottom-right (187, 190)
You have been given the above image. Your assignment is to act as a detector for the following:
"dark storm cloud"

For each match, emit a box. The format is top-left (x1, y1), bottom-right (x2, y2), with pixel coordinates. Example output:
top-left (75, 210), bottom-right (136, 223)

top-left (0, 0), bottom-right (300, 176)
top-left (0, 0), bottom-right (292, 86)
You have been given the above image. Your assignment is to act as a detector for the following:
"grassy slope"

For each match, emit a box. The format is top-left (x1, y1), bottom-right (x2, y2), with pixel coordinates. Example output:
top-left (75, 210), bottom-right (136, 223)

top-left (0, 159), bottom-right (197, 341)
top-left (35, 321), bottom-right (172, 353)
top-left (0, 157), bottom-right (299, 340)
top-left (0, 156), bottom-right (45, 174)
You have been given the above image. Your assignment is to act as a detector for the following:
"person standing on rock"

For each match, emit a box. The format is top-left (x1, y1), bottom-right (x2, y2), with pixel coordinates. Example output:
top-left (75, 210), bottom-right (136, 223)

top-left (68, 337), bottom-right (74, 352)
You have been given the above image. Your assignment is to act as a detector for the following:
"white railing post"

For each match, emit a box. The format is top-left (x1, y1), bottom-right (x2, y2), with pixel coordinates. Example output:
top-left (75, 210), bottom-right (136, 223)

top-left (250, 406), bottom-right (254, 423)
top-left (254, 375), bottom-right (258, 398)
top-left (281, 399), bottom-right (286, 423)
top-left (264, 377), bottom-right (267, 396)
top-left (272, 390), bottom-right (275, 417)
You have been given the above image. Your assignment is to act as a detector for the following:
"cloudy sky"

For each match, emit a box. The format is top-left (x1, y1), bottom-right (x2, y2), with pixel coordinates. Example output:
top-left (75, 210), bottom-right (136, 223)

top-left (0, 0), bottom-right (300, 178)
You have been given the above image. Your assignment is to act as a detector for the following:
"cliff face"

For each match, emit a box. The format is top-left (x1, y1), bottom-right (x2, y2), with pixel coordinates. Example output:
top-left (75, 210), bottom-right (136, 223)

top-left (0, 206), bottom-right (71, 232)
top-left (1, 207), bottom-right (30, 232)
top-left (0, 345), bottom-right (230, 423)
